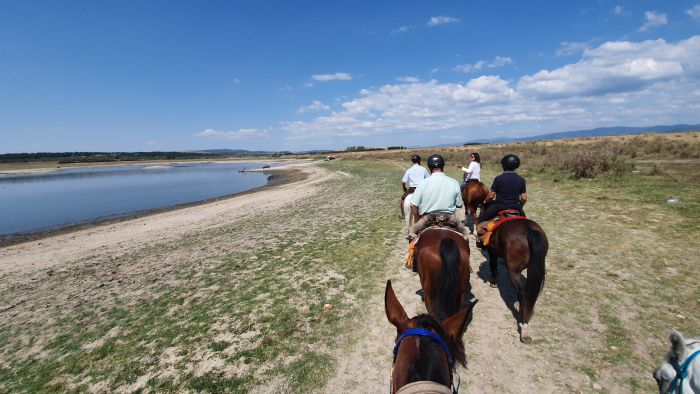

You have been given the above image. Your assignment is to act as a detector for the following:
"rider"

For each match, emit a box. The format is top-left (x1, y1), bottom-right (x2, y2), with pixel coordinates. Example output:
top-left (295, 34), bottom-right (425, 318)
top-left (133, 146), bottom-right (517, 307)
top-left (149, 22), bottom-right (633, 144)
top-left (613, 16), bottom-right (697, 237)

top-left (408, 154), bottom-right (470, 241)
top-left (400, 155), bottom-right (429, 219)
top-left (455, 152), bottom-right (481, 191)
top-left (475, 154), bottom-right (527, 242)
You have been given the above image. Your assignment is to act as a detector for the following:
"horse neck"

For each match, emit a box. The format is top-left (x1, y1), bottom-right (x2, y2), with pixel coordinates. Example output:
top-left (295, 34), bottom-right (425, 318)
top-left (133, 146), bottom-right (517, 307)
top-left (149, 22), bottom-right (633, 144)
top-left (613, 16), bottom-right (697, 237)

top-left (687, 343), bottom-right (700, 391)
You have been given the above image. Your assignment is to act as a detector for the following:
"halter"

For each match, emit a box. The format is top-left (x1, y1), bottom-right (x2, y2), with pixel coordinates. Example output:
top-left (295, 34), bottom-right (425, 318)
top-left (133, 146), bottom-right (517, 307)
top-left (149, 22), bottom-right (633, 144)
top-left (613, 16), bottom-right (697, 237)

top-left (391, 328), bottom-right (459, 394)
top-left (669, 349), bottom-right (700, 394)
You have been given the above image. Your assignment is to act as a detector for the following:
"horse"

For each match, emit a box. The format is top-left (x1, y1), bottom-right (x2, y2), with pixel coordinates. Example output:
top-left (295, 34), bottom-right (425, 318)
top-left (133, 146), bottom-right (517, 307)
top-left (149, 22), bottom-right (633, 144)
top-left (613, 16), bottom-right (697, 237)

top-left (484, 219), bottom-right (547, 343)
top-left (385, 280), bottom-right (478, 393)
top-left (654, 329), bottom-right (700, 393)
top-left (403, 193), bottom-right (417, 238)
top-left (460, 182), bottom-right (489, 234)
top-left (414, 227), bottom-right (471, 322)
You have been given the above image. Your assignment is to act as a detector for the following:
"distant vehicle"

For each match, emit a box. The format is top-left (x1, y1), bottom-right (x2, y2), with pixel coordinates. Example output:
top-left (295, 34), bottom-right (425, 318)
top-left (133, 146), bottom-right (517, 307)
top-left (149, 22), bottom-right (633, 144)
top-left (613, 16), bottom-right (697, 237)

top-left (325, 155), bottom-right (336, 161)
top-left (262, 165), bottom-right (271, 169)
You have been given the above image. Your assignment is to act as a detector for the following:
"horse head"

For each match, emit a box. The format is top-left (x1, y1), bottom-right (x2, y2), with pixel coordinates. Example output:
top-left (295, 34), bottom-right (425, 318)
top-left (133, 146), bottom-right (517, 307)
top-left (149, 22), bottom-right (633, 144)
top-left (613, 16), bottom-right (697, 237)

top-left (653, 329), bottom-right (700, 393)
top-left (385, 280), bottom-right (478, 393)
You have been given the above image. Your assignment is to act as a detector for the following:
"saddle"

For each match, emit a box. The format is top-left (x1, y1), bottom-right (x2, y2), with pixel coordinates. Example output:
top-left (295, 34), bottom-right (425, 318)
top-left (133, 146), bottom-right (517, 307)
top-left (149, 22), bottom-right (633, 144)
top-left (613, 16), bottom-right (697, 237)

top-left (479, 210), bottom-right (527, 247)
top-left (423, 213), bottom-right (458, 230)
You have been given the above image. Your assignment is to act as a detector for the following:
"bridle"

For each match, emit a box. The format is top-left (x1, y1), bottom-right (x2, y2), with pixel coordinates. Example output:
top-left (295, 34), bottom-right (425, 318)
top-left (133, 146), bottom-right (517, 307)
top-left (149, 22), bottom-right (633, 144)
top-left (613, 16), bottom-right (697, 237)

top-left (668, 349), bottom-right (700, 393)
top-left (391, 328), bottom-right (460, 394)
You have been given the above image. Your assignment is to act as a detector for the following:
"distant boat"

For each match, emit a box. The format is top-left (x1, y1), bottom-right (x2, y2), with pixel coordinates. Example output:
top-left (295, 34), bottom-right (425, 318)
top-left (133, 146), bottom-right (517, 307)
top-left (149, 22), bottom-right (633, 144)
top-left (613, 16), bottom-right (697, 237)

top-left (238, 168), bottom-right (246, 173)
top-left (262, 165), bottom-right (271, 169)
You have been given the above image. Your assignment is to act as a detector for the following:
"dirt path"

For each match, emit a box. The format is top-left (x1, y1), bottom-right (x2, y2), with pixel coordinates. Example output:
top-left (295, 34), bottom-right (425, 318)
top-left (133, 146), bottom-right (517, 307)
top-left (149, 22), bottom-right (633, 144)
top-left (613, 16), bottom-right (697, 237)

top-left (324, 213), bottom-right (589, 393)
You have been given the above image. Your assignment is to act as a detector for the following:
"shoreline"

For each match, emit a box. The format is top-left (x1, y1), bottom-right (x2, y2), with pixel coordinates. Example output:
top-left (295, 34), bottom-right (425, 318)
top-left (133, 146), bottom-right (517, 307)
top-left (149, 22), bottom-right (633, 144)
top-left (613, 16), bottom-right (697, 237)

top-left (0, 157), bottom-right (302, 177)
top-left (0, 165), bottom-right (309, 248)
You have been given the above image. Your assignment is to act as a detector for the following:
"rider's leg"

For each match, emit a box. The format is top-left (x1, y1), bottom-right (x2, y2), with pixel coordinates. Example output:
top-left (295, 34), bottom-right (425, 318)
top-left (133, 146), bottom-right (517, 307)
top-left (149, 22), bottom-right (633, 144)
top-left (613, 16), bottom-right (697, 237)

top-left (408, 215), bottom-right (428, 240)
top-left (399, 197), bottom-right (405, 219)
top-left (450, 214), bottom-right (470, 241)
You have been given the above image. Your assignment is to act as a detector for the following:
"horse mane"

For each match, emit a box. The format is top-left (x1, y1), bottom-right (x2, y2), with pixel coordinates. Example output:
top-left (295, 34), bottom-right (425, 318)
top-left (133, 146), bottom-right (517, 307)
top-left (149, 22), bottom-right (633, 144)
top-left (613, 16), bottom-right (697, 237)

top-left (434, 238), bottom-right (462, 322)
top-left (412, 314), bottom-right (467, 368)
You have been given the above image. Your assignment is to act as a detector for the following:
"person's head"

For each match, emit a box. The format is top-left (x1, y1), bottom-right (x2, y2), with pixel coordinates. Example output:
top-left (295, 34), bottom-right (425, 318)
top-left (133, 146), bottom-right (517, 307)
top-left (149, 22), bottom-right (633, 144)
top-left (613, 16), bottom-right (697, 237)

top-left (427, 154), bottom-right (445, 172)
top-left (411, 154), bottom-right (421, 164)
top-left (470, 152), bottom-right (481, 163)
top-left (500, 154), bottom-right (520, 171)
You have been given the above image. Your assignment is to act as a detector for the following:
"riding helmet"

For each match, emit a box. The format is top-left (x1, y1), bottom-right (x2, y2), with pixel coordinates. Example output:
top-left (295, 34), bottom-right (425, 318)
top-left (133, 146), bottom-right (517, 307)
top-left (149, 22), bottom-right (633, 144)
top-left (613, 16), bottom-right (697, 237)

top-left (500, 154), bottom-right (520, 171)
top-left (427, 154), bottom-right (445, 170)
top-left (411, 155), bottom-right (421, 163)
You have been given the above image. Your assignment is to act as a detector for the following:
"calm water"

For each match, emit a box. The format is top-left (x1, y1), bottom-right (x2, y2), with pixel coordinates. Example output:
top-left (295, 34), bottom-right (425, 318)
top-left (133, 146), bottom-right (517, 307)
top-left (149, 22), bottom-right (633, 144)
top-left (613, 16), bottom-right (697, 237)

top-left (0, 162), bottom-right (276, 236)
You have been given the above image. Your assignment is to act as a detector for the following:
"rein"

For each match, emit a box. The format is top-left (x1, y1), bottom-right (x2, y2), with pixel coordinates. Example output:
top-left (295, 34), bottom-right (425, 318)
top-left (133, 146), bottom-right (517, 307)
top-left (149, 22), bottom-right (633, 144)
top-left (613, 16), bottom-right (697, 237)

top-left (669, 349), bottom-right (700, 393)
top-left (391, 328), bottom-right (459, 394)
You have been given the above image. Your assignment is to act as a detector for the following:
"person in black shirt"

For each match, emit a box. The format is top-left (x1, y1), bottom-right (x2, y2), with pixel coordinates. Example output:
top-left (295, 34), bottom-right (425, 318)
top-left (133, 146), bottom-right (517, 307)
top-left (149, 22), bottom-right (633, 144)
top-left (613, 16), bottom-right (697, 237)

top-left (477, 154), bottom-right (527, 224)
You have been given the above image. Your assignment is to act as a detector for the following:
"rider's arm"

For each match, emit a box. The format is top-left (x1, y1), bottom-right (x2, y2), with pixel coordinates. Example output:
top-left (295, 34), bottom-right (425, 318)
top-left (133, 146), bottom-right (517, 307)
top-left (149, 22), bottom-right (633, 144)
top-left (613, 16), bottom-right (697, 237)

top-left (484, 191), bottom-right (496, 205)
top-left (520, 192), bottom-right (528, 207)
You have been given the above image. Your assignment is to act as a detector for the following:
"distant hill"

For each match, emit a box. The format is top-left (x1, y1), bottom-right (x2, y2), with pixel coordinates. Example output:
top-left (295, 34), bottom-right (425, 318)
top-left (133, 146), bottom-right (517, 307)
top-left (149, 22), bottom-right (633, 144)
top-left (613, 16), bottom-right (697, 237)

top-left (192, 148), bottom-right (335, 156)
top-left (461, 123), bottom-right (700, 145)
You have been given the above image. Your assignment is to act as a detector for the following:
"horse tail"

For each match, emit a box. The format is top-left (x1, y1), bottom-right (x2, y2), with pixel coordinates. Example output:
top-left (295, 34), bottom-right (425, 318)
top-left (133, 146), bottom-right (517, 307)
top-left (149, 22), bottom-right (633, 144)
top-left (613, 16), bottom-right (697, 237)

top-left (435, 238), bottom-right (461, 321)
top-left (523, 224), bottom-right (547, 321)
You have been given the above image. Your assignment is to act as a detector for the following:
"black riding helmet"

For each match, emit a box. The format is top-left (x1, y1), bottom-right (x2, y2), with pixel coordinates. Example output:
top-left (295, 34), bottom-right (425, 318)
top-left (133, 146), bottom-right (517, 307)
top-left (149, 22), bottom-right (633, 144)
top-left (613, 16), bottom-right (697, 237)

top-left (411, 155), bottom-right (421, 163)
top-left (501, 154), bottom-right (520, 171)
top-left (427, 154), bottom-right (445, 170)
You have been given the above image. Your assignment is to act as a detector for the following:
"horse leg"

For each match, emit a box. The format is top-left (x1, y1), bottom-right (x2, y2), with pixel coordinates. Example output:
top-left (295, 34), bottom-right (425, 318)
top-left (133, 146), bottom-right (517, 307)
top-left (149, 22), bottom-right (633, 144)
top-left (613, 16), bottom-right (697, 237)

top-left (507, 270), bottom-right (531, 344)
top-left (488, 250), bottom-right (498, 288)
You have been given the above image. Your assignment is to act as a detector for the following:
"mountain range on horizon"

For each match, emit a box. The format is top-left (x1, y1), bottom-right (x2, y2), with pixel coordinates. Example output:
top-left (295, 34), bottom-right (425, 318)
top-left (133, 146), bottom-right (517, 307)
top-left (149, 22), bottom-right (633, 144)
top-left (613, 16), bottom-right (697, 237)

top-left (457, 123), bottom-right (700, 146)
top-left (200, 123), bottom-right (700, 154)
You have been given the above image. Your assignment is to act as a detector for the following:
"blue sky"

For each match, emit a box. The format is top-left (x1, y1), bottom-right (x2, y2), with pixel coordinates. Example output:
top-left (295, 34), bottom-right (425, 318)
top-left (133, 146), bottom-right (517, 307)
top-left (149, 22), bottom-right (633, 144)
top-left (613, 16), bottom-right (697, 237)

top-left (1, 1), bottom-right (700, 153)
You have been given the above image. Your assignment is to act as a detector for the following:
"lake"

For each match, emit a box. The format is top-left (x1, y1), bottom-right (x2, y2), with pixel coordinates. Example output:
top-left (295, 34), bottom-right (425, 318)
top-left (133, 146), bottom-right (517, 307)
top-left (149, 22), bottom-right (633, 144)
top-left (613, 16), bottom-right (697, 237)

top-left (0, 162), bottom-right (276, 237)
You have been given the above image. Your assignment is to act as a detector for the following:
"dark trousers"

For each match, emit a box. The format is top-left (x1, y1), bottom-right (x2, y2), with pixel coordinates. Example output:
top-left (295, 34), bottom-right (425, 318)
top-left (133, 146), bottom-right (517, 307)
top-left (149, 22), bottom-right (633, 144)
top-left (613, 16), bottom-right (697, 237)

top-left (477, 202), bottom-right (525, 223)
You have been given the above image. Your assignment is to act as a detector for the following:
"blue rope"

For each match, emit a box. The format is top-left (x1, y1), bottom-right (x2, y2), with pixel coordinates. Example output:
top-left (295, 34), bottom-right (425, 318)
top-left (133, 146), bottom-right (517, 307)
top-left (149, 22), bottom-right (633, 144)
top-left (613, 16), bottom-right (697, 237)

top-left (670, 349), bottom-right (700, 394)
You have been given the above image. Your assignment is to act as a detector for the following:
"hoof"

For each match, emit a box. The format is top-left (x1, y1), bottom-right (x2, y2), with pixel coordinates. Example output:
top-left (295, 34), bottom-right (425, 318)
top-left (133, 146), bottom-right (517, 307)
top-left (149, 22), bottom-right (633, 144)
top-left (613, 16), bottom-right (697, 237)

top-left (520, 335), bottom-right (532, 344)
top-left (490, 282), bottom-right (497, 288)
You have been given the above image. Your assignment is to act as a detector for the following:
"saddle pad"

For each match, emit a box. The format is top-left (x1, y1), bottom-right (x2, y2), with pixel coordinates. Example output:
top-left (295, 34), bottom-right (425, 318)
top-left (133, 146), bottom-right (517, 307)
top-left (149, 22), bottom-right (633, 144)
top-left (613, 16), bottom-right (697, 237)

top-left (483, 216), bottom-right (528, 246)
top-left (397, 381), bottom-right (452, 394)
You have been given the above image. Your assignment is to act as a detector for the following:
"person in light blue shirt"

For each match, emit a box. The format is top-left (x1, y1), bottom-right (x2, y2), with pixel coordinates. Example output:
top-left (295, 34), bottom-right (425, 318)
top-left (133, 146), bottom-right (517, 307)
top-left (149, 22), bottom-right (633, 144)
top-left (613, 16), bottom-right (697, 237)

top-left (400, 155), bottom-right (429, 219)
top-left (409, 154), bottom-right (470, 241)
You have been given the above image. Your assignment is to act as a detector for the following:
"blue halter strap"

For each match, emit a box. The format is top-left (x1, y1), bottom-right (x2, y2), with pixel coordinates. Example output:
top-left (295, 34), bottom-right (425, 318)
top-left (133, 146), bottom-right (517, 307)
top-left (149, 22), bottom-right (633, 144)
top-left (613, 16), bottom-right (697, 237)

top-left (669, 349), bottom-right (700, 394)
top-left (392, 328), bottom-right (456, 371)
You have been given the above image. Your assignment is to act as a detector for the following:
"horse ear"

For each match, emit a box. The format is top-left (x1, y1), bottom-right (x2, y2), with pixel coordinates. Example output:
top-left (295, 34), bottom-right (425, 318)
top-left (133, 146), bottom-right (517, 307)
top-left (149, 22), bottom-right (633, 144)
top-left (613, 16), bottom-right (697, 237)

top-left (442, 299), bottom-right (479, 340)
top-left (385, 280), bottom-right (409, 330)
top-left (669, 329), bottom-right (687, 360)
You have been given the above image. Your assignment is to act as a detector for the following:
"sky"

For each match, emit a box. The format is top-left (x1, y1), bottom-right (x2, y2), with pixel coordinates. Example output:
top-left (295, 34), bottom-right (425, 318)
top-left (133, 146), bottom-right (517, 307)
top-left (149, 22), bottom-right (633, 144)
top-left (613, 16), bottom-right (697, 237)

top-left (1, 1), bottom-right (700, 153)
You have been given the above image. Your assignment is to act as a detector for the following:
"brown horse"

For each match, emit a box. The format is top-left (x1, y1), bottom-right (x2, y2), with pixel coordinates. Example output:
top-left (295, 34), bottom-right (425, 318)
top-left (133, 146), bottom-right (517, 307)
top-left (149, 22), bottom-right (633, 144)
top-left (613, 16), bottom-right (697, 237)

top-left (461, 182), bottom-right (489, 233)
top-left (485, 219), bottom-right (547, 343)
top-left (414, 227), bottom-right (471, 322)
top-left (385, 280), bottom-right (478, 393)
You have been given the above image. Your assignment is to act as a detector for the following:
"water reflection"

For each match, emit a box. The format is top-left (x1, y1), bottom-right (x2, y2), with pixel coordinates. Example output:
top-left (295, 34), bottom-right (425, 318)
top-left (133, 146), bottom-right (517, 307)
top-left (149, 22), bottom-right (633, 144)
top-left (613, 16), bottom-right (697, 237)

top-left (0, 162), bottom-right (277, 236)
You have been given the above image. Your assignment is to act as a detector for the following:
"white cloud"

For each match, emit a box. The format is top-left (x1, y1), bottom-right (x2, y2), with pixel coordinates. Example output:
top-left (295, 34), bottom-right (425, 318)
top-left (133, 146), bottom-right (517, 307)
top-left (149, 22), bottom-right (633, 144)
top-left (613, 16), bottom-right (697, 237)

top-left (688, 5), bottom-right (700, 21)
top-left (613, 5), bottom-right (625, 16)
top-left (281, 36), bottom-right (700, 144)
top-left (397, 76), bottom-right (420, 83)
top-left (454, 56), bottom-right (512, 73)
top-left (297, 100), bottom-right (330, 113)
top-left (427, 16), bottom-right (461, 27)
top-left (233, 78), bottom-right (241, 84)
top-left (391, 25), bottom-right (416, 35)
top-left (519, 36), bottom-right (700, 99)
top-left (556, 41), bottom-right (594, 57)
top-left (194, 128), bottom-right (269, 140)
top-left (311, 72), bottom-right (352, 82)
top-left (639, 11), bottom-right (668, 32)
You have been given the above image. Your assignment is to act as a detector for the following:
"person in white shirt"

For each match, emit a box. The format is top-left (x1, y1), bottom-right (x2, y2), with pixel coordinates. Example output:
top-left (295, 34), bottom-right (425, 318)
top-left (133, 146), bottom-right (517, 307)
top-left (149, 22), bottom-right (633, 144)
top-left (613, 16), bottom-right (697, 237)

top-left (400, 155), bottom-right (430, 219)
top-left (455, 152), bottom-right (481, 191)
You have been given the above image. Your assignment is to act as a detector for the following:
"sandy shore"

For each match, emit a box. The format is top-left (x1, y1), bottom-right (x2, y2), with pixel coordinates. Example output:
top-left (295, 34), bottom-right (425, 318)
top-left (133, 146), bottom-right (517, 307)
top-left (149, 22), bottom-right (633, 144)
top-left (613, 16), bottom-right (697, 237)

top-left (0, 160), bottom-right (331, 277)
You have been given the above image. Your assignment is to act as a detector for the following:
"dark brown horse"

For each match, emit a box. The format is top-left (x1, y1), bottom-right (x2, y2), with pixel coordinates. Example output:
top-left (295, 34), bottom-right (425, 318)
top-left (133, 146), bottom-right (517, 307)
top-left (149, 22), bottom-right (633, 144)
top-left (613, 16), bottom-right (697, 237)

top-left (414, 228), bottom-right (471, 322)
top-left (461, 182), bottom-right (489, 233)
top-left (486, 219), bottom-right (547, 343)
top-left (385, 280), bottom-right (478, 393)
